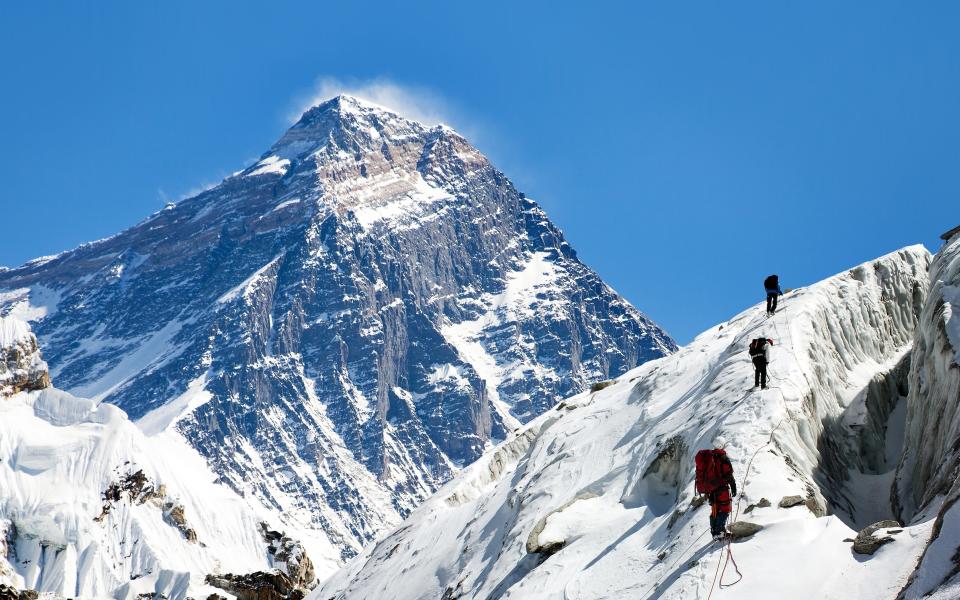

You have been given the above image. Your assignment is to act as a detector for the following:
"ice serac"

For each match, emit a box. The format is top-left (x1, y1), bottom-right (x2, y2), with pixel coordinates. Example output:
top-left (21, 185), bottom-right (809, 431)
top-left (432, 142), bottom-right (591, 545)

top-left (0, 95), bottom-right (675, 567)
top-left (894, 230), bottom-right (960, 599)
top-left (316, 246), bottom-right (935, 600)
top-left (0, 320), bottom-right (321, 600)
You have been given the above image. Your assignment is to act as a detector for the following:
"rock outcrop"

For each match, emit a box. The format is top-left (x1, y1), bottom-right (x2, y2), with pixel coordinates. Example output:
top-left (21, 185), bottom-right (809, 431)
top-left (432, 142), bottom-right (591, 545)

top-left (96, 469), bottom-right (198, 543)
top-left (0, 584), bottom-right (38, 600)
top-left (0, 318), bottom-right (49, 397)
top-left (852, 520), bottom-right (900, 555)
top-left (260, 523), bottom-right (316, 589)
top-left (744, 498), bottom-right (771, 514)
top-left (205, 571), bottom-right (303, 600)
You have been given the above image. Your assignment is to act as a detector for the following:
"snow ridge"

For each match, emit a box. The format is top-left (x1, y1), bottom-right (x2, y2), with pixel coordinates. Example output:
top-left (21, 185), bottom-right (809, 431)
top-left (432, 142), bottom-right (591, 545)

top-left (316, 246), bottom-right (935, 600)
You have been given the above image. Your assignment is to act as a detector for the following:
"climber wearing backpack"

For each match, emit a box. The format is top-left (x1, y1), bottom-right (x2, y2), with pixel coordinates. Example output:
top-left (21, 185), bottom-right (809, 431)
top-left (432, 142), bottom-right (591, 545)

top-left (695, 436), bottom-right (737, 540)
top-left (764, 275), bottom-right (783, 315)
top-left (749, 337), bottom-right (774, 389)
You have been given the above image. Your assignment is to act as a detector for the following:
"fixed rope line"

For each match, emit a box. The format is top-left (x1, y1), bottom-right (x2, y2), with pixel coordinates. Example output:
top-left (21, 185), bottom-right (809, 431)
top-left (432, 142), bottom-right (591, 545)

top-left (706, 397), bottom-right (789, 599)
top-left (636, 527), bottom-right (711, 600)
top-left (653, 299), bottom-right (802, 599)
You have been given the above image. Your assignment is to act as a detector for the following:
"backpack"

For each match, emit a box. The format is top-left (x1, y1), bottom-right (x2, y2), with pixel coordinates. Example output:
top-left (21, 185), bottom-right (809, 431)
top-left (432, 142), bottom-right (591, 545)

top-left (764, 275), bottom-right (778, 290)
top-left (748, 338), bottom-right (767, 358)
top-left (695, 449), bottom-right (724, 494)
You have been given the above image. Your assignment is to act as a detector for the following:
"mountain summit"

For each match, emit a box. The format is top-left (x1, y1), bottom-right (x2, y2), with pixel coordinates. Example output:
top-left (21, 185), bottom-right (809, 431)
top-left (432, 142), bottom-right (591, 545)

top-left (0, 97), bottom-right (675, 572)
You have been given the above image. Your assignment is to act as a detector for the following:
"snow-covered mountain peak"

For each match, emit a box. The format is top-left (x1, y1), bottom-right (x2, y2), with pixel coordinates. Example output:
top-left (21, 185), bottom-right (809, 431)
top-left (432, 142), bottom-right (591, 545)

top-left (0, 95), bottom-right (675, 580)
top-left (270, 94), bottom-right (444, 162)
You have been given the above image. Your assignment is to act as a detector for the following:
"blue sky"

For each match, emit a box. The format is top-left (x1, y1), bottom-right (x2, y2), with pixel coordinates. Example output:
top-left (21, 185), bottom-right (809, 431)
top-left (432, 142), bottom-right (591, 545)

top-left (0, 1), bottom-right (956, 343)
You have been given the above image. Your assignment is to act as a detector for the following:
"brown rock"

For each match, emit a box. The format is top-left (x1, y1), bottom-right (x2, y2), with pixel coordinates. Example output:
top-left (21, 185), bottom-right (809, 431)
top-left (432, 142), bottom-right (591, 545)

top-left (728, 521), bottom-right (764, 539)
top-left (205, 571), bottom-right (302, 600)
top-left (779, 495), bottom-right (805, 508)
top-left (590, 380), bottom-right (616, 392)
top-left (852, 520), bottom-right (901, 555)
top-left (0, 584), bottom-right (39, 600)
top-left (744, 498), bottom-right (771, 514)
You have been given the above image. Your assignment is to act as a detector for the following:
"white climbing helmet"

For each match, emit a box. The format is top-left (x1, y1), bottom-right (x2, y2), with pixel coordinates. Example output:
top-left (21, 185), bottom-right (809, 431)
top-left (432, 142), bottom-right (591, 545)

top-left (713, 435), bottom-right (728, 449)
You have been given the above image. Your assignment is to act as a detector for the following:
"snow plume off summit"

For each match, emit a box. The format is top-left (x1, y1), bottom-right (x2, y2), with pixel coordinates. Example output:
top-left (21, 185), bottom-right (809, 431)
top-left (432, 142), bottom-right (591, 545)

top-left (0, 95), bottom-right (676, 576)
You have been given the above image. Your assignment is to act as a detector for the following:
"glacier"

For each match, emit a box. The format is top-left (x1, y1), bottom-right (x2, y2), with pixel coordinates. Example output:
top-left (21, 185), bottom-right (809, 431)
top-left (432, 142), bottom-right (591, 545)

top-left (316, 245), bottom-right (952, 600)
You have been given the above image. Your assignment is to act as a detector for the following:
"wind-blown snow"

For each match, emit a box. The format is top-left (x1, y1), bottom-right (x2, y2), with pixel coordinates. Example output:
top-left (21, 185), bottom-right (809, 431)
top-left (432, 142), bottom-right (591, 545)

top-left (316, 245), bottom-right (934, 600)
top-left (247, 155), bottom-right (291, 177)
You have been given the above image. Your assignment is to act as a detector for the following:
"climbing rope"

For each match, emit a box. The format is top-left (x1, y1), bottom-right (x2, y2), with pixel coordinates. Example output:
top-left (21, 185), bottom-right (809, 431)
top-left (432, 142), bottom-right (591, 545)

top-left (645, 301), bottom-right (802, 599)
top-left (706, 382), bottom-right (789, 598)
top-left (636, 527), bottom-right (711, 600)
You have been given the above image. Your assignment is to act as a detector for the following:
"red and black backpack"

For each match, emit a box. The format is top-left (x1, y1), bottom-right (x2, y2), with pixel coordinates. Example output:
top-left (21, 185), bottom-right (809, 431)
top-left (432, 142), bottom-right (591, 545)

top-left (695, 449), bottom-right (725, 494)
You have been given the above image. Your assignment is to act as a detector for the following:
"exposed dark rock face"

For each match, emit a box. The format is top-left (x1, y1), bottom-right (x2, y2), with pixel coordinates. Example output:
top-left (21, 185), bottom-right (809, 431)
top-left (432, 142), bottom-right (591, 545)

top-left (0, 95), bottom-right (675, 559)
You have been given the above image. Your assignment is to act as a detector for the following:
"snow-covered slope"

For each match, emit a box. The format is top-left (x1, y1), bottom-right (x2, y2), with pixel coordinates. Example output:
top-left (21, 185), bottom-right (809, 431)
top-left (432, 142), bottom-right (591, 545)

top-left (316, 245), bottom-right (935, 600)
top-left (0, 317), bottom-right (325, 600)
top-left (0, 95), bottom-right (674, 567)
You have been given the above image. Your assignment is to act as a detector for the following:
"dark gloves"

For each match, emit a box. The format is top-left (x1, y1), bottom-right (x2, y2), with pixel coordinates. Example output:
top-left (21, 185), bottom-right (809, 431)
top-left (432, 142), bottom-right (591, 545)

top-left (730, 482), bottom-right (738, 497)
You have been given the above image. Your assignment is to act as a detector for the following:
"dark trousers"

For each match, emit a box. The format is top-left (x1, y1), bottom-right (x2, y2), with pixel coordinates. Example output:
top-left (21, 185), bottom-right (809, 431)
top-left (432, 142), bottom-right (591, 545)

top-left (766, 292), bottom-right (778, 313)
top-left (710, 508), bottom-right (729, 536)
top-left (753, 357), bottom-right (767, 388)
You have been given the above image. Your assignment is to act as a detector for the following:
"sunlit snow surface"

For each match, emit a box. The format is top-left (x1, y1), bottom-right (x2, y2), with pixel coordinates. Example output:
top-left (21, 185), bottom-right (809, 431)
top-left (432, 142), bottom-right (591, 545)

top-left (0, 386), bottom-right (337, 599)
top-left (317, 246), bottom-right (937, 600)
